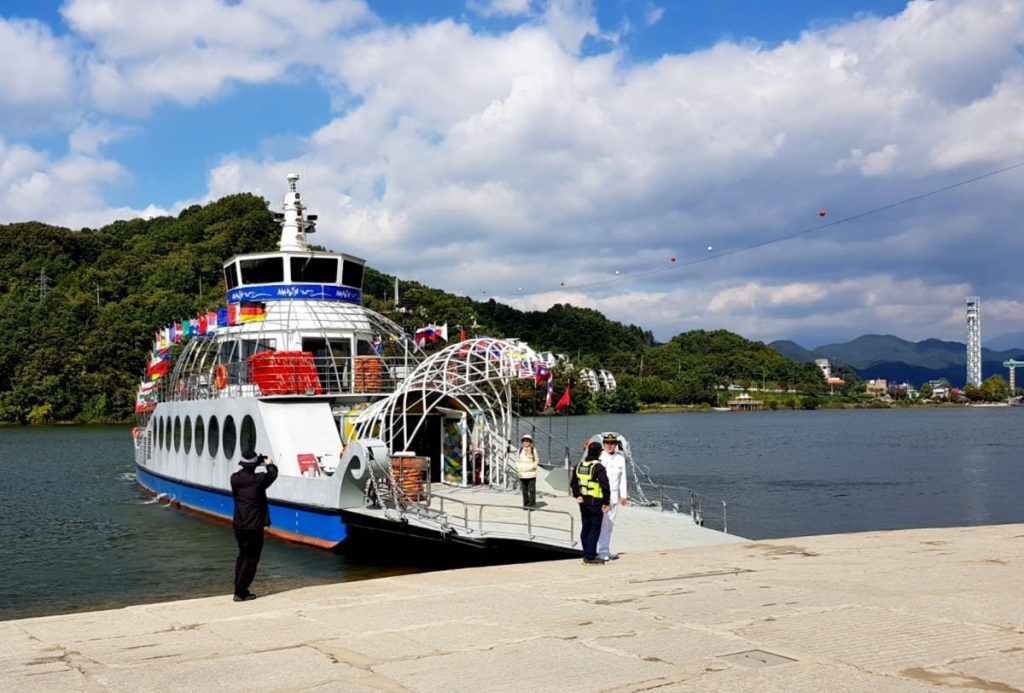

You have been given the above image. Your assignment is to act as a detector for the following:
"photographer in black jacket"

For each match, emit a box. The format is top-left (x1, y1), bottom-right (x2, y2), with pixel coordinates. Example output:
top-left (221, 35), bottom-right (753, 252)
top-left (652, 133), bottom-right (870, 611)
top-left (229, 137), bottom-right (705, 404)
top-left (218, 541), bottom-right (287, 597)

top-left (230, 448), bottom-right (278, 601)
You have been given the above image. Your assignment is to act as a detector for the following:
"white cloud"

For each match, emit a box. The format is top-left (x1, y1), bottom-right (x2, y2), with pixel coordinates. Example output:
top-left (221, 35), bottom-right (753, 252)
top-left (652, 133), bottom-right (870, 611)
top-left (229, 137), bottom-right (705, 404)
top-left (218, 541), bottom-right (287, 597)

top-left (643, 4), bottom-right (664, 28)
top-left (0, 136), bottom-right (163, 229)
top-left (63, 0), bottom-right (374, 113)
top-left (0, 17), bottom-right (77, 131)
top-left (468, 0), bottom-right (535, 18)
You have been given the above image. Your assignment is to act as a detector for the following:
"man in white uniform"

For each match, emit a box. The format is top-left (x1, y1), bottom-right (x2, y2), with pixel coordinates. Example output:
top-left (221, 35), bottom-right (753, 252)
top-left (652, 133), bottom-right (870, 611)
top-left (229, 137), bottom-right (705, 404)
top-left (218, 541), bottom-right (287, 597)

top-left (597, 433), bottom-right (628, 561)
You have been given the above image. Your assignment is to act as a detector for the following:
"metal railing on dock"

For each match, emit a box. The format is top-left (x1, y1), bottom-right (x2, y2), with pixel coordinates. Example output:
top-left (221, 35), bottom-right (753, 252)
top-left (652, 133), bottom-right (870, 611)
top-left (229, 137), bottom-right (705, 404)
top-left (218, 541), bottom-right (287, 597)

top-left (631, 464), bottom-right (729, 534)
top-left (422, 491), bottom-right (577, 546)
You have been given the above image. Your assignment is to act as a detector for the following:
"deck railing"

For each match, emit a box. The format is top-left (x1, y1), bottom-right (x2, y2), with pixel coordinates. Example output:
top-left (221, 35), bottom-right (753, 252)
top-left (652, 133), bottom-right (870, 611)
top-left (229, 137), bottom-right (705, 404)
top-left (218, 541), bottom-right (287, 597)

top-left (169, 355), bottom-right (413, 400)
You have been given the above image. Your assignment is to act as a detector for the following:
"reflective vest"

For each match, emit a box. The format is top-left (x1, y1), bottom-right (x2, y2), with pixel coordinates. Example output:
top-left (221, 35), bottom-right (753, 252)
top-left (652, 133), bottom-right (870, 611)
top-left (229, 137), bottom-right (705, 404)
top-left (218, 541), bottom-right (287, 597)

top-left (576, 460), bottom-right (604, 500)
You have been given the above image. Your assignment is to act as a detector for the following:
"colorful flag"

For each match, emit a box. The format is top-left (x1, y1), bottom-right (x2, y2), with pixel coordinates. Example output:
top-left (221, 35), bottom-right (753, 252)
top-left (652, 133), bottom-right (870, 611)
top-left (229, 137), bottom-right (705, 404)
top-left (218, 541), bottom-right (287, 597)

top-left (228, 304), bottom-right (239, 326)
top-left (459, 325), bottom-right (466, 342)
top-left (544, 378), bottom-right (554, 409)
top-left (534, 362), bottom-right (551, 386)
top-left (174, 322), bottom-right (183, 342)
top-left (555, 384), bottom-right (571, 411)
top-left (146, 359), bottom-right (169, 380)
top-left (217, 306), bottom-right (228, 328)
top-left (239, 301), bottom-right (267, 322)
top-left (415, 324), bottom-right (446, 347)
top-left (206, 311), bottom-right (218, 334)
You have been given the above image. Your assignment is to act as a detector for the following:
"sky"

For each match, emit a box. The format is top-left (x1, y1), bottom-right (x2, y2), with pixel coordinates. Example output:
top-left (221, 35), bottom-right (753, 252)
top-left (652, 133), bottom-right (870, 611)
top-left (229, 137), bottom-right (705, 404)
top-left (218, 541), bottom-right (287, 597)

top-left (2, 0), bottom-right (1023, 348)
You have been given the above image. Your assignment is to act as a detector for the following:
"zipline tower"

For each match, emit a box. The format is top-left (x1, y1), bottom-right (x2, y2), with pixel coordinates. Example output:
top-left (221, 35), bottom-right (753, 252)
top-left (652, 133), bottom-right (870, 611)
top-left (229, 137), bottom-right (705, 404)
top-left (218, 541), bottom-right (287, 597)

top-left (966, 296), bottom-right (982, 387)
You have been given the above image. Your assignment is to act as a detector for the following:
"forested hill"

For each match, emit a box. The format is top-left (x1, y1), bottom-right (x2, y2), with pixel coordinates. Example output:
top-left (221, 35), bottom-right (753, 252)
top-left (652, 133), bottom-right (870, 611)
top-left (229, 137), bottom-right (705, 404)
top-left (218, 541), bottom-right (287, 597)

top-left (0, 194), bottom-right (822, 423)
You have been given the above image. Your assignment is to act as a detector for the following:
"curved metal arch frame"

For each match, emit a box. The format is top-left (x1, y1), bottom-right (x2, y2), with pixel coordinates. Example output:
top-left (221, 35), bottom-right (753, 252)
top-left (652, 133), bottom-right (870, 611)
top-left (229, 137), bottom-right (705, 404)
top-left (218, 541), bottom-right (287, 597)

top-left (354, 338), bottom-right (540, 486)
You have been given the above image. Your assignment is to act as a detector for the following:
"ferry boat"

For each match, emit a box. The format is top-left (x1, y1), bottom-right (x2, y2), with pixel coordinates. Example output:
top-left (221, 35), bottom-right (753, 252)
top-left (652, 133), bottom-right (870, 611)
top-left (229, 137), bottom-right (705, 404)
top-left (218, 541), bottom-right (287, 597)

top-left (132, 175), bottom-right (735, 556)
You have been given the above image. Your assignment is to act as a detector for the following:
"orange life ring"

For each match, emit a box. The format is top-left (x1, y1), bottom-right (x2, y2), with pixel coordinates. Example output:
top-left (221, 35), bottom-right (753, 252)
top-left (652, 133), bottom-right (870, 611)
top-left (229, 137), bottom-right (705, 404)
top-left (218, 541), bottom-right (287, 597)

top-left (215, 365), bottom-right (228, 390)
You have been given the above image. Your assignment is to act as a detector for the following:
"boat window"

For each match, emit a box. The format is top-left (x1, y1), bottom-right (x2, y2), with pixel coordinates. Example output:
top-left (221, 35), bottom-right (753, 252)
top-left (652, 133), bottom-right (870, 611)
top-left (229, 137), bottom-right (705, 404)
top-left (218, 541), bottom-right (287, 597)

top-left (157, 417), bottom-right (164, 449)
top-left (208, 416), bottom-right (220, 458)
top-left (356, 339), bottom-right (377, 356)
top-left (164, 417), bottom-right (170, 450)
top-left (239, 257), bottom-right (284, 284)
top-left (241, 339), bottom-right (276, 360)
top-left (223, 415), bottom-right (237, 460)
top-left (174, 416), bottom-right (182, 452)
top-left (218, 340), bottom-right (242, 385)
top-left (341, 260), bottom-right (364, 288)
top-left (290, 257), bottom-right (338, 283)
top-left (183, 416), bottom-right (192, 454)
top-left (194, 417), bottom-right (205, 456)
top-left (224, 262), bottom-right (239, 290)
top-left (240, 415), bottom-right (256, 457)
top-left (218, 340), bottom-right (239, 363)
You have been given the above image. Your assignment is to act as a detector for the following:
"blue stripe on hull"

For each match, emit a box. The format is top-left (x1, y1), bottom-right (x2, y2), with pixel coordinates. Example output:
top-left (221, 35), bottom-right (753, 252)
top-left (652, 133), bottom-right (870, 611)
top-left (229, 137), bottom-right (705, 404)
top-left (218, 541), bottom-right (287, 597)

top-left (136, 466), bottom-right (348, 548)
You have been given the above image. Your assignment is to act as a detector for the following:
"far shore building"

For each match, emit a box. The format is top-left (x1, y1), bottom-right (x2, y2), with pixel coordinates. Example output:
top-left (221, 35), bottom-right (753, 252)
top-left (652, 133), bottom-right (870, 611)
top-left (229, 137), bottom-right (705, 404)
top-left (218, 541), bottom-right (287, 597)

top-left (579, 368), bottom-right (601, 393)
top-left (598, 370), bottom-right (617, 392)
top-left (815, 359), bottom-right (832, 380)
top-left (865, 379), bottom-right (888, 398)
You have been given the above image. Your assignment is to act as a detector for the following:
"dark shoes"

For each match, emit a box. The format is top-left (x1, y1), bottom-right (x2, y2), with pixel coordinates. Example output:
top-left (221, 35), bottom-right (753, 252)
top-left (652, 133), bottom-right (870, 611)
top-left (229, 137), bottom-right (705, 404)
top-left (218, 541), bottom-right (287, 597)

top-left (233, 593), bottom-right (257, 602)
top-left (582, 558), bottom-right (605, 566)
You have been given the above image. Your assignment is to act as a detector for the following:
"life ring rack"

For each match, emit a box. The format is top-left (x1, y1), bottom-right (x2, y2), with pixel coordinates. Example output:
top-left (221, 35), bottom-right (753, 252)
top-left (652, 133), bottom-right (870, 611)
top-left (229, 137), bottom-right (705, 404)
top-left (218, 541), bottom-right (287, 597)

top-left (215, 364), bottom-right (228, 390)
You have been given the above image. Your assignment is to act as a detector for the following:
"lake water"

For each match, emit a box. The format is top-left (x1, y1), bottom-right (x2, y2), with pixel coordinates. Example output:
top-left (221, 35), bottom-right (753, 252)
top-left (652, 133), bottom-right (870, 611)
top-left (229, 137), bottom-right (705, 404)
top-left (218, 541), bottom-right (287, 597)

top-left (2, 408), bottom-right (1022, 620)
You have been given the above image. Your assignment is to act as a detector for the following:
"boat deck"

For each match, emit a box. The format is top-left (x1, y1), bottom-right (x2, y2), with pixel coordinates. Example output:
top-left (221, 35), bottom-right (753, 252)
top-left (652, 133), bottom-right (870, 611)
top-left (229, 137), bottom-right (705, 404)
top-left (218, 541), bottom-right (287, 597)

top-left (346, 484), bottom-right (746, 554)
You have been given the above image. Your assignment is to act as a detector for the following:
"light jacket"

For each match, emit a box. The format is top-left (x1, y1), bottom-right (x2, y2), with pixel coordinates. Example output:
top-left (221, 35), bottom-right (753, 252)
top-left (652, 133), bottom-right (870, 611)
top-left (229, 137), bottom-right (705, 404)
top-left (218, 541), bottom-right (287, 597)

top-left (516, 447), bottom-right (540, 479)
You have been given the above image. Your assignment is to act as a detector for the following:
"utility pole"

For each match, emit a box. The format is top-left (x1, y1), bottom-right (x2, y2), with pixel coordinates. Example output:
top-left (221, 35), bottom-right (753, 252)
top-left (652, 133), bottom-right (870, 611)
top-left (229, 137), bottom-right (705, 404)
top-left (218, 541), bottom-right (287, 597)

top-left (95, 284), bottom-right (101, 307)
top-left (37, 268), bottom-right (50, 301)
top-left (639, 354), bottom-right (644, 379)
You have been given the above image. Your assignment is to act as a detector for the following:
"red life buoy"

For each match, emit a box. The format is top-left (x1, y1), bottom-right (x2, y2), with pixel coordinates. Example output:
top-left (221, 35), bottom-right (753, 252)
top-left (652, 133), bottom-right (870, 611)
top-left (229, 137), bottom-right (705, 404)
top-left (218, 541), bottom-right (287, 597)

top-left (215, 365), bottom-right (228, 390)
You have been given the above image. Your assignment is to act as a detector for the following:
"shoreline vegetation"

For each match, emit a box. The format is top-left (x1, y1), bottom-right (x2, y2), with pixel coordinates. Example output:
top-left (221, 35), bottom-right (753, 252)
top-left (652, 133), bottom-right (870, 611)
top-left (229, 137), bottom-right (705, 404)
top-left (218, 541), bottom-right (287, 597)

top-left (2, 194), bottom-right (1013, 426)
top-left (639, 399), bottom-right (978, 414)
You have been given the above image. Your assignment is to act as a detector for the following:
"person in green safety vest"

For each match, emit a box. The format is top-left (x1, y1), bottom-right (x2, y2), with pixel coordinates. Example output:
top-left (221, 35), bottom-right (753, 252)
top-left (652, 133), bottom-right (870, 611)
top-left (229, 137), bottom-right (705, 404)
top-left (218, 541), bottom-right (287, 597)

top-left (570, 441), bottom-right (611, 565)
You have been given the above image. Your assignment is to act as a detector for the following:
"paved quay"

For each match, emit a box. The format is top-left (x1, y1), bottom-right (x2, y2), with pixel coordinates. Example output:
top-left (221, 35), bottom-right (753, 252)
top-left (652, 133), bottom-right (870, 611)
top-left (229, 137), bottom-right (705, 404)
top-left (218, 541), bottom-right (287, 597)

top-left (4, 523), bottom-right (1024, 692)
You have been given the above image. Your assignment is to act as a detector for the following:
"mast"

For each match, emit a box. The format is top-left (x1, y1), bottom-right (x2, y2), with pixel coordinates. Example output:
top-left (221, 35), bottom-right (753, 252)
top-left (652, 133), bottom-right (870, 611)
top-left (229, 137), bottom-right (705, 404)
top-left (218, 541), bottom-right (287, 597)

top-left (278, 173), bottom-right (316, 252)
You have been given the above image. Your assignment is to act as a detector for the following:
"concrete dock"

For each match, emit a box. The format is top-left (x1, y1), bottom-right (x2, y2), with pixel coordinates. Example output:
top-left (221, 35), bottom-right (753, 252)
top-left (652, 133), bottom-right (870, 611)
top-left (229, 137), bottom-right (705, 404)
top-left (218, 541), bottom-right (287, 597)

top-left (4, 523), bottom-right (1024, 692)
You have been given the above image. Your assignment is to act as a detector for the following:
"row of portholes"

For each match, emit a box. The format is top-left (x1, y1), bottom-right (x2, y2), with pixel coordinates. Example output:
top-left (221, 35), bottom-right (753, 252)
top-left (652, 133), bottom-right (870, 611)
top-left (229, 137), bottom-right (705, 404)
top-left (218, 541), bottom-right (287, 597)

top-left (152, 413), bottom-right (257, 461)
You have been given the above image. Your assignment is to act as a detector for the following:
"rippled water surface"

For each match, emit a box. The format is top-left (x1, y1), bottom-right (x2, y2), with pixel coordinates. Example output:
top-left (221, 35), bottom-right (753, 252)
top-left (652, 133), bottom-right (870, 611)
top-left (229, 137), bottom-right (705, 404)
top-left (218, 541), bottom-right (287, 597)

top-left (2, 408), bottom-right (1023, 619)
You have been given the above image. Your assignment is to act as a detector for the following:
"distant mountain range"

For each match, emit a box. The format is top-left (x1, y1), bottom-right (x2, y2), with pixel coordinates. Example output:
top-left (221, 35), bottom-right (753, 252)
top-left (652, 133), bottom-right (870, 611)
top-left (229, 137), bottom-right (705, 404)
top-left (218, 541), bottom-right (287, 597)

top-left (770, 334), bottom-right (1024, 387)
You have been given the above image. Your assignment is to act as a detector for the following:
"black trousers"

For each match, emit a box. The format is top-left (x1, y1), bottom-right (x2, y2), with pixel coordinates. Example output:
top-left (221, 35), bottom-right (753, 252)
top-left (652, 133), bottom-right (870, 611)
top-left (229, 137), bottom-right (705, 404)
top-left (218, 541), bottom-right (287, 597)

top-left (234, 527), bottom-right (265, 597)
top-left (520, 477), bottom-right (536, 507)
top-left (578, 502), bottom-right (604, 560)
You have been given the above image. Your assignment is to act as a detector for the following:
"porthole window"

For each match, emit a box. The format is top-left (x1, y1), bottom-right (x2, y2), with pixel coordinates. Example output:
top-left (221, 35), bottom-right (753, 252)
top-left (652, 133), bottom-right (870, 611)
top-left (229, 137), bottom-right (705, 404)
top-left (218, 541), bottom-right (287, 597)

top-left (240, 415), bottom-right (257, 457)
top-left (208, 416), bottom-right (220, 458)
top-left (223, 415), bottom-right (237, 460)
top-left (161, 417), bottom-right (167, 449)
top-left (183, 416), bottom-right (192, 454)
top-left (194, 417), bottom-right (205, 456)
top-left (173, 416), bottom-right (182, 452)
top-left (157, 417), bottom-right (164, 449)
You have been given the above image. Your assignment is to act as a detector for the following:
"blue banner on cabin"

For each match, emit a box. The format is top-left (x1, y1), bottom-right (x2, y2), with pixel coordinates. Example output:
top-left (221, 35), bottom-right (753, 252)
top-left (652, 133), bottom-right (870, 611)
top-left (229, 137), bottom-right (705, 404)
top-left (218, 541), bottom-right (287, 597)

top-left (228, 284), bottom-right (362, 304)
